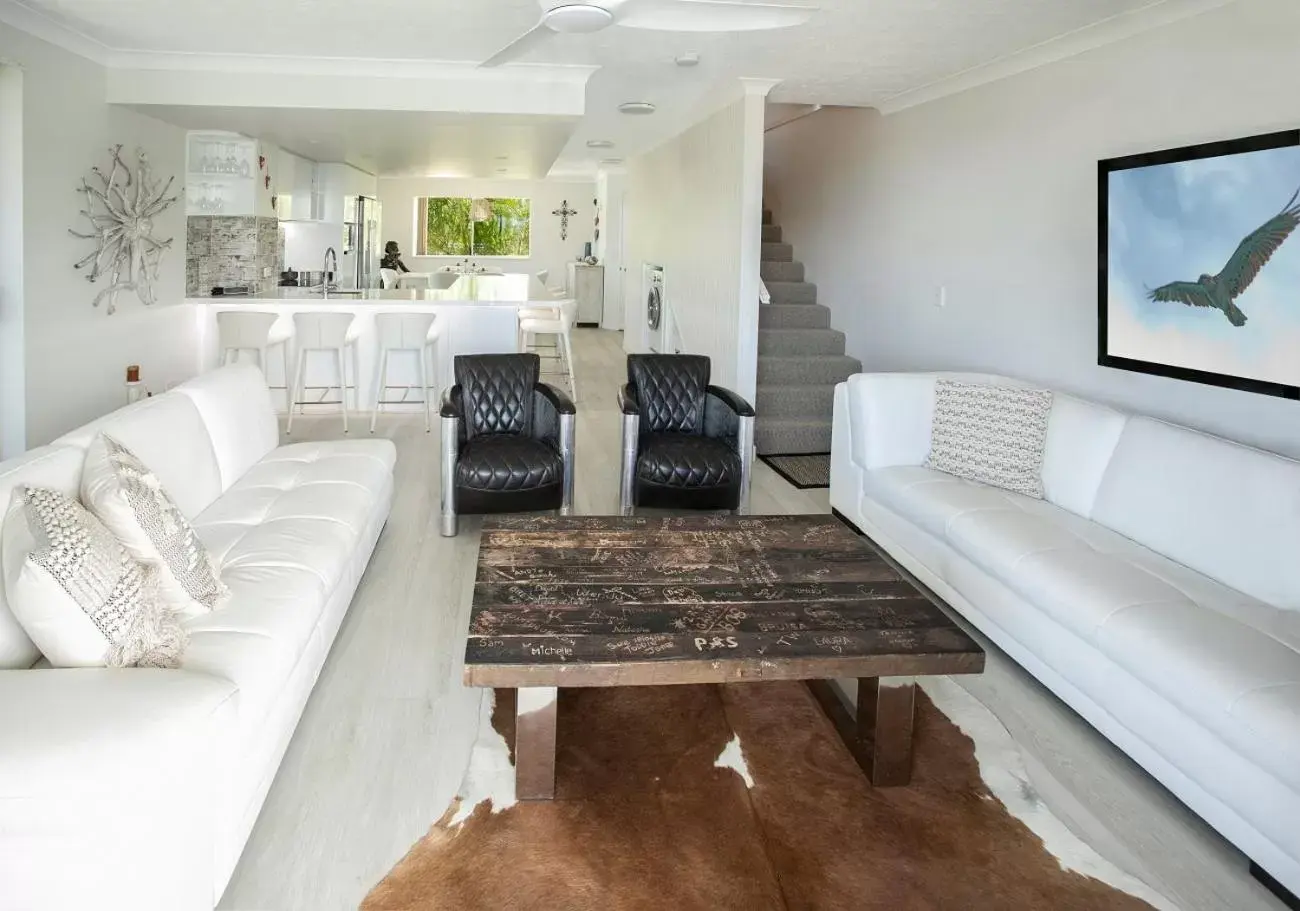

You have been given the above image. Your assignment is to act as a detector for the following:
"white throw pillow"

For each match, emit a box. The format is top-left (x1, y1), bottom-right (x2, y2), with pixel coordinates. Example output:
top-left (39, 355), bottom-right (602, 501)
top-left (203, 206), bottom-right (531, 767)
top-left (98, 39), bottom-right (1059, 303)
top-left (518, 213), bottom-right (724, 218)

top-left (81, 433), bottom-right (228, 616)
top-left (1, 486), bottom-right (185, 668)
top-left (926, 380), bottom-right (1053, 499)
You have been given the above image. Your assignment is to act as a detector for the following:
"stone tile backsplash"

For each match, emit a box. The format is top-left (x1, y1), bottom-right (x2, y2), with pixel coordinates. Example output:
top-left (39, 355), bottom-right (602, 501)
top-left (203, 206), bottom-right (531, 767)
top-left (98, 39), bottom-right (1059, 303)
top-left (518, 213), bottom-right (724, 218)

top-left (186, 216), bottom-right (284, 295)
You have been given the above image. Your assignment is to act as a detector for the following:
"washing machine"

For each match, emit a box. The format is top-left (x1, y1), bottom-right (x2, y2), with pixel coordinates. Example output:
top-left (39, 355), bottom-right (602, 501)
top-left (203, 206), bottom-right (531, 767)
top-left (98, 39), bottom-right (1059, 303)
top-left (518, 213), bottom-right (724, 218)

top-left (644, 263), bottom-right (665, 352)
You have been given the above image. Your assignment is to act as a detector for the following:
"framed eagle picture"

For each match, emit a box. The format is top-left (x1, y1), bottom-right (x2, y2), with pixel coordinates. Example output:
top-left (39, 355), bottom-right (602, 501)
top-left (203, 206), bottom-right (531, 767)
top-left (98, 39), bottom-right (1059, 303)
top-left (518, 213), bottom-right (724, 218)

top-left (1098, 129), bottom-right (1300, 399)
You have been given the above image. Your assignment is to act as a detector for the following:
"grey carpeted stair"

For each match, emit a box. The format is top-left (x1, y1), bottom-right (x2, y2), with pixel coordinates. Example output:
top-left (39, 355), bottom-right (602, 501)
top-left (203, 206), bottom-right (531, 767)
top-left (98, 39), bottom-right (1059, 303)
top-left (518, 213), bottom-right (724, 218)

top-left (761, 260), bottom-right (805, 283)
top-left (756, 384), bottom-right (836, 415)
top-left (758, 355), bottom-right (860, 386)
top-left (756, 209), bottom-right (861, 456)
top-left (758, 328), bottom-right (846, 356)
top-left (759, 304), bottom-right (831, 329)
top-left (755, 418), bottom-right (834, 456)
top-left (761, 242), bottom-right (793, 262)
top-left (766, 281), bottom-right (818, 304)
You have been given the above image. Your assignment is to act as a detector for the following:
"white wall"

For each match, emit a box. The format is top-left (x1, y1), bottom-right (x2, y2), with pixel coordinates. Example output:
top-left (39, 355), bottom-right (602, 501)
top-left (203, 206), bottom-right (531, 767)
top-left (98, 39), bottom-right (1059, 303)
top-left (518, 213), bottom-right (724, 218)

top-left (377, 176), bottom-right (594, 284)
top-left (763, 0), bottom-right (1300, 458)
top-left (623, 88), bottom-right (767, 398)
top-left (0, 25), bottom-right (191, 448)
top-left (594, 167), bottom-right (625, 330)
top-left (0, 63), bottom-right (24, 458)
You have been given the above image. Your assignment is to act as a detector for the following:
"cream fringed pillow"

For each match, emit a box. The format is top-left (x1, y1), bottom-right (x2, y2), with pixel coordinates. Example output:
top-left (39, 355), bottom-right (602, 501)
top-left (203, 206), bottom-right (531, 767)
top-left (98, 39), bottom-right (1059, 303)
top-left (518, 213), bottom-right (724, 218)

top-left (925, 380), bottom-right (1053, 498)
top-left (81, 434), bottom-right (228, 616)
top-left (1, 486), bottom-right (185, 668)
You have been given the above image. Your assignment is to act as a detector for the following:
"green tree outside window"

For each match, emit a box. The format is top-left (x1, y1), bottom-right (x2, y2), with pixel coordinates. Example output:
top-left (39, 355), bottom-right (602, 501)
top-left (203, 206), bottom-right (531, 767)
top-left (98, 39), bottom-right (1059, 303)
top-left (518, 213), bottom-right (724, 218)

top-left (418, 197), bottom-right (530, 256)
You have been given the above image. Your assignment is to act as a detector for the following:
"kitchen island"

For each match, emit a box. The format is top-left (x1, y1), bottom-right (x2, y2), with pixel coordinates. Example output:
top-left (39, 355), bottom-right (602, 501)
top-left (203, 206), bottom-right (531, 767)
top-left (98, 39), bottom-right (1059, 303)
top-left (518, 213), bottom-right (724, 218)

top-left (189, 273), bottom-right (549, 416)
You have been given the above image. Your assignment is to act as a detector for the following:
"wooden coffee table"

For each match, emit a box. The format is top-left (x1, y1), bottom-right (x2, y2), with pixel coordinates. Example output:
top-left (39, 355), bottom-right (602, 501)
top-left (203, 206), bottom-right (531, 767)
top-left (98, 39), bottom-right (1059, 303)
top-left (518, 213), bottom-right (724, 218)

top-left (464, 514), bottom-right (985, 800)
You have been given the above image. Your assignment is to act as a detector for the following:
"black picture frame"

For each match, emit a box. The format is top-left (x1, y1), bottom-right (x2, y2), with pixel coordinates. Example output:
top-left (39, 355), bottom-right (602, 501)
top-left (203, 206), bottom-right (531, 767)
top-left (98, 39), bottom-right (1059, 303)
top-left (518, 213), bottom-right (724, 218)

top-left (1097, 128), bottom-right (1300, 400)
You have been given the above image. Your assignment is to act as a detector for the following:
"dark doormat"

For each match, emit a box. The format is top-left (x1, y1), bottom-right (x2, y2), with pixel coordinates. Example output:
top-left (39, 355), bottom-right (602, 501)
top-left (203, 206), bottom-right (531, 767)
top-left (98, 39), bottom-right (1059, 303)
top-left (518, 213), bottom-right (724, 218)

top-left (758, 453), bottom-right (831, 489)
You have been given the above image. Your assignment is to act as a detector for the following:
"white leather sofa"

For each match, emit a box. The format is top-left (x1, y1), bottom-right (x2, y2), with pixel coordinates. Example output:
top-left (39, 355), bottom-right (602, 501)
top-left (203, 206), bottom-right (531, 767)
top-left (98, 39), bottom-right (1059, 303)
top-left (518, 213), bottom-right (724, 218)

top-left (0, 365), bottom-right (396, 910)
top-left (831, 372), bottom-right (1300, 897)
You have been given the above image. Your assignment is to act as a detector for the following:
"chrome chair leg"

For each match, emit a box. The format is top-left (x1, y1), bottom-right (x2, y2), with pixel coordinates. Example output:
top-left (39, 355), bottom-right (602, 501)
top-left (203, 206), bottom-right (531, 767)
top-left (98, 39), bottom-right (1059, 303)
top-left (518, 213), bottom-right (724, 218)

top-left (440, 413), bottom-right (459, 537)
top-left (559, 412), bottom-right (576, 516)
top-left (735, 414), bottom-right (755, 516)
top-left (619, 412), bottom-right (639, 516)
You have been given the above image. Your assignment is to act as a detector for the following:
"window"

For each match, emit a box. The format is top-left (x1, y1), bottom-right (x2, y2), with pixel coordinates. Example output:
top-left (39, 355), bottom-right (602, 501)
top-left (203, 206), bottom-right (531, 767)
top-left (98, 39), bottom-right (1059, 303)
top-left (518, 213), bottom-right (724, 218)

top-left (415, 197), bottom-right (531, 257)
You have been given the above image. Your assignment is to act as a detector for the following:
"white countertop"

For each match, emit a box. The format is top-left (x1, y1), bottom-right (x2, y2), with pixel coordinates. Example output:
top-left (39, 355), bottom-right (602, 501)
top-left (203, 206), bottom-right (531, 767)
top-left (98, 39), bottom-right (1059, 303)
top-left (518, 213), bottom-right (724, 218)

top-left (189, 273), bottom-right (548, 307)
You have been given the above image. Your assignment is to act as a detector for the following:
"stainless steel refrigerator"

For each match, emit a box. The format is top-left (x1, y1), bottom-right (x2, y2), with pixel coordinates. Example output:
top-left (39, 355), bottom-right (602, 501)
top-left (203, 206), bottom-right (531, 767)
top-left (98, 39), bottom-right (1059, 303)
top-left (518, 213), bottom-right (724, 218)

top-left (348, 195), bottom-right (382, 288)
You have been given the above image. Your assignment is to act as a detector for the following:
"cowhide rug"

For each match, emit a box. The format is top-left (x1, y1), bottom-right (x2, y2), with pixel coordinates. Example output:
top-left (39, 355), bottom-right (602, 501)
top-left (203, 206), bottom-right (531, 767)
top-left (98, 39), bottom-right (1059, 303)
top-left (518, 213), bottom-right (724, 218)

top-left (363, 679), bottom-right (1177, 910)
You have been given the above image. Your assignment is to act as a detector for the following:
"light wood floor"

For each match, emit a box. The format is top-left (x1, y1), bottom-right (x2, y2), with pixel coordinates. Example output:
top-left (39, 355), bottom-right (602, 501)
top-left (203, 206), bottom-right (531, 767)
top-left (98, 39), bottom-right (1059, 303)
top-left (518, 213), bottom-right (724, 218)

top-left (218, 329), bottom-right (1283, 911)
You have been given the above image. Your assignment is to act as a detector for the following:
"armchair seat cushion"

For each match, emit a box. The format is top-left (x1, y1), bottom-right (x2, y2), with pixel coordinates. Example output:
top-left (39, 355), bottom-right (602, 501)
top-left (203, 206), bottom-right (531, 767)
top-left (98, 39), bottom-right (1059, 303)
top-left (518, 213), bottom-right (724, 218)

top-left (636, 434), bottom-right (741, 490)
top-left (456, 436), bottom-right (563, 493)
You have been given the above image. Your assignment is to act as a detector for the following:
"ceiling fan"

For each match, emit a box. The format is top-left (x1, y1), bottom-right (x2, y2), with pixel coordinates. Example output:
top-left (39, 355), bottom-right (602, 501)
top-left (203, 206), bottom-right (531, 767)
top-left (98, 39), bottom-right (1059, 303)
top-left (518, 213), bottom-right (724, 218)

top-left (480, 0), bottom-right (819, 68)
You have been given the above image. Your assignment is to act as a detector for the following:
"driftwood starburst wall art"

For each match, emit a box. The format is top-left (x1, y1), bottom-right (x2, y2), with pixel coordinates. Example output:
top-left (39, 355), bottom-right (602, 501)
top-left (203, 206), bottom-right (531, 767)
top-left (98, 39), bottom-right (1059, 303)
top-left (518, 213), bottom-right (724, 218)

top-left (70, 145), bottom-right (179, 315)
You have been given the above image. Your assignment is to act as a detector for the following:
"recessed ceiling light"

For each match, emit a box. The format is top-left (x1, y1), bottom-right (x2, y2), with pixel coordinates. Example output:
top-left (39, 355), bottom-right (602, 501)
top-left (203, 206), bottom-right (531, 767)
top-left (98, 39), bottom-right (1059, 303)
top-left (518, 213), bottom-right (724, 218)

top-left (599, 158), bottom-right (624, 166)
top-left (618, 102), bottom-right (656, 116)
top-left (496, 168), bottom-right (508, 173)
top-left (495, 155), bottom-right (509, 161)
top-left (543, 4), bottom-right (614, 33)
top-left (586, 139), bottom-right (615, 149)
top-left (675, 52), bottom-right (700, 67)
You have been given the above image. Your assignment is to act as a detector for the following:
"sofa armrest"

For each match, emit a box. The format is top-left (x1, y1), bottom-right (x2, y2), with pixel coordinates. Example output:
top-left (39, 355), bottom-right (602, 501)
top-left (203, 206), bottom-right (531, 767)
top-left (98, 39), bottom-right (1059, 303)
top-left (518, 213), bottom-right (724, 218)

top-left (0, 669), bottom-right (238, 909)
top-left (843, 373), bottom-right (940, 470)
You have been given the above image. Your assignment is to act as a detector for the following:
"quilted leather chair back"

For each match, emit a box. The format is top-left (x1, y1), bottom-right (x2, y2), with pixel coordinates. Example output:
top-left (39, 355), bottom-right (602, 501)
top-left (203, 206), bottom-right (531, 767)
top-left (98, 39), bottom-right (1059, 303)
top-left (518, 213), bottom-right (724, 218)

top-left (628, 354), bottom-right (710, 435)
top-left (455, 354), bottom-right (540, 440)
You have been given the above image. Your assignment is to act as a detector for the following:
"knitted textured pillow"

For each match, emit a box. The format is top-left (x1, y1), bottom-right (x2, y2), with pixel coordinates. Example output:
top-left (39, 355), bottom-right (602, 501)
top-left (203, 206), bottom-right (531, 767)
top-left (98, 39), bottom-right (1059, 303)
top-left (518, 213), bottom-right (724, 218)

top-left (925, 380), bottom-right (1053, 499)
top-left (81, 434), bottom-right (228, 616)
top-left (1, 486), bottom-right (185, 668)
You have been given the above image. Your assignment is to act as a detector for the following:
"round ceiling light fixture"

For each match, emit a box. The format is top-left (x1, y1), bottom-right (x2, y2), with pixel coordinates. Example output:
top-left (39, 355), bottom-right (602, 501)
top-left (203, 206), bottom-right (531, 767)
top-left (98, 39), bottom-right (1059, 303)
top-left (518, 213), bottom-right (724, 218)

top-left (543, 3), bottom-right (615, 34)
top-left (618, 102), bottom-right (656, 115)
top-left (675, 52), bottom-right (700, 67)
top-left (586, 139), bottom-right (615, 149)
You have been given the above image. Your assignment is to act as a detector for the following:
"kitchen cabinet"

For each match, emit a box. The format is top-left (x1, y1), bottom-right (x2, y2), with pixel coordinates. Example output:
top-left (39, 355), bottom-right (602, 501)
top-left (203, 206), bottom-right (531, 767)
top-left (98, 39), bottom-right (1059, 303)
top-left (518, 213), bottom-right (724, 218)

top-left (185, 132), bottom-right (259, 217)
top-left (566, 263), bottom-right (605, 327)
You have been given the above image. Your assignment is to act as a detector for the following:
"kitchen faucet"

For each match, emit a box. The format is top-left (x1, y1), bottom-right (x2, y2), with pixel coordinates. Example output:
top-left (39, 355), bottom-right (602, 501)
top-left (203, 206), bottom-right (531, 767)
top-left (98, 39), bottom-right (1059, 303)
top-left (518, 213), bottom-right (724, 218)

top-left (320, 246), bottom-right (338, 297)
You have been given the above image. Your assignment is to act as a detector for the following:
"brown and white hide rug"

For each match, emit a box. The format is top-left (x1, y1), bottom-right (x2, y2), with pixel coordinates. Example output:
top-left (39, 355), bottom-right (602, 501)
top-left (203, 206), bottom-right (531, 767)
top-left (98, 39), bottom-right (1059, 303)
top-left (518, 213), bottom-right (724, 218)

top-left (363, 679), bottom-right (1177, 910)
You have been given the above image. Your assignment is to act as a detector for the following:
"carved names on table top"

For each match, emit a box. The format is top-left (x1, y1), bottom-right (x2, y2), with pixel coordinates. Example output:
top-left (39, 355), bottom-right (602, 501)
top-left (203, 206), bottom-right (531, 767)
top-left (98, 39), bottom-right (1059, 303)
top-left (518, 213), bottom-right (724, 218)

top-left (464, 515), bottom-right (983, 676)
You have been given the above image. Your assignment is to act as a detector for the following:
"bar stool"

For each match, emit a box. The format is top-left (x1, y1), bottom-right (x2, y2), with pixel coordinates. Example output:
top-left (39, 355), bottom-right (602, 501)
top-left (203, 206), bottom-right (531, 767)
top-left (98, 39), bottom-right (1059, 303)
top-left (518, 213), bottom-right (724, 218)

top-left (370, 312), bottom-right (441, 433)
top-left (216, 312), bottom-right (292, 405)
top-left (287, 311), bottom-right (359, 435)
top-left (519, 298), bottom-right (578, 402)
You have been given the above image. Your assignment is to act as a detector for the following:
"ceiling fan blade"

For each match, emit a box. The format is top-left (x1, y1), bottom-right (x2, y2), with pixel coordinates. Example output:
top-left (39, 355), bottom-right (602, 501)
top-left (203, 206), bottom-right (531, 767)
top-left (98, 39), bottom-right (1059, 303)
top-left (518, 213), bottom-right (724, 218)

top-left (616, 0), bottom-right (816, 32)
top-left (479, 21), bottom-right (556, 67)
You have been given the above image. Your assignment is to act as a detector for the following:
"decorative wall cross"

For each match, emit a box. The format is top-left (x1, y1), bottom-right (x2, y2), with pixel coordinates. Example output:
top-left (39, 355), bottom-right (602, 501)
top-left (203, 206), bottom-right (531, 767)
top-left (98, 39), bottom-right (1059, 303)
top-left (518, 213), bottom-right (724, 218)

top-left (552, 199), bottom-right (578, 241)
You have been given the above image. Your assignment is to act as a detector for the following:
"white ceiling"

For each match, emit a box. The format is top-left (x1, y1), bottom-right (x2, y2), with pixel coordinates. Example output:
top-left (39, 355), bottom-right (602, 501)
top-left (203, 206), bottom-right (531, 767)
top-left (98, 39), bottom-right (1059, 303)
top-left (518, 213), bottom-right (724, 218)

top-left (13, 0), bottom-right (1212, 175)
top-left (122, 106), bottom-right (577, 179)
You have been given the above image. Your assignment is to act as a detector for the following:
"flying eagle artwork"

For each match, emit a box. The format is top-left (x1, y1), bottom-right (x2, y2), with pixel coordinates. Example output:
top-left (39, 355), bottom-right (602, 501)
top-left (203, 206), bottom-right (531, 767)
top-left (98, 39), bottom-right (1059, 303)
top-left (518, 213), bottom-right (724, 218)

top-left (1147, 186), bottom-right (1300, 327)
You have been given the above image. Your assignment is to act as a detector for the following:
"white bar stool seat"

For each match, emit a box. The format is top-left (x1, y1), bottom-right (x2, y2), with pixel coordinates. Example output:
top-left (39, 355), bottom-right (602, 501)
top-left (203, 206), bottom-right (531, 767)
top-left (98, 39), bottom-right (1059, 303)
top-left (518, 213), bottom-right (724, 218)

top-left (370, 312), bottom-right (441, 433)
top-left (287, 311), bottom-right (360, 434)
top-left (519, 298), bottom-right (578, 402)
top-left (216, 312), bottom-right (293, 406)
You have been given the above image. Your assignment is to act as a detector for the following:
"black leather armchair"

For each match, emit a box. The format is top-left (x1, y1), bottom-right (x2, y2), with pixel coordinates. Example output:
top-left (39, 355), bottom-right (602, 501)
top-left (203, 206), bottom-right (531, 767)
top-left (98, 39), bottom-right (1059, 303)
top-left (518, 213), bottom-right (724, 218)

top-left (617, 354), bottom-right (755, 515)
top-left (439, 353), bottom-right (576, 537)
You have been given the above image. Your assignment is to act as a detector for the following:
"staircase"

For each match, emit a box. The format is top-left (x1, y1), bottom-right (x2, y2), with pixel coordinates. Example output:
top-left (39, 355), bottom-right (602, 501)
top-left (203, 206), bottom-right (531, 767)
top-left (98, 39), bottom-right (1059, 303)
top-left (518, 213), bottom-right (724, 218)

top-left (755, 209), bottom-right (862, 454)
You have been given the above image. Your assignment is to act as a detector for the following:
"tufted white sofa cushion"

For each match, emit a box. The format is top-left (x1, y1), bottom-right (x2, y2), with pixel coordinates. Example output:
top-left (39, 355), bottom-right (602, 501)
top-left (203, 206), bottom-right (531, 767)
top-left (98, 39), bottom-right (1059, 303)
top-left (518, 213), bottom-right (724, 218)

top-left (186, 439), bottom-right (395, 743)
